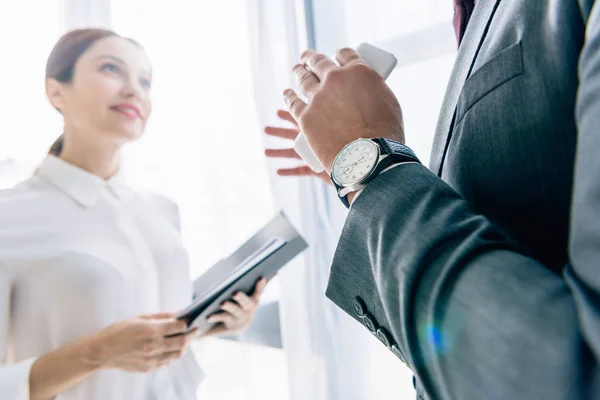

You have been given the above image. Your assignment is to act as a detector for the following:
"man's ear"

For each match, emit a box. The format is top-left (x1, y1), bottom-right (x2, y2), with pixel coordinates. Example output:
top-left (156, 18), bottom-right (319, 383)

top-left (46, 78), bottom-right (66, 113)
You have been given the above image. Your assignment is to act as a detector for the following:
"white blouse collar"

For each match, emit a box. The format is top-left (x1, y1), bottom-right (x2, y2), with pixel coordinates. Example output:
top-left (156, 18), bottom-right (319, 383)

top-left (37, 155), bottom-right (127, 208)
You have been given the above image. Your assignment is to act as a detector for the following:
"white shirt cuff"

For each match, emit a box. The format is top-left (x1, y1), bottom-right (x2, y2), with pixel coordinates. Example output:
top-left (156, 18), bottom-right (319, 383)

top-left (0, 357), bottom-right (37, 400)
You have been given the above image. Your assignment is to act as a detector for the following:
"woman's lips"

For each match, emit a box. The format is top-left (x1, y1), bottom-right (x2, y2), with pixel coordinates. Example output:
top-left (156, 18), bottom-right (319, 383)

top-left (110, 104), bottom-right (142, 120)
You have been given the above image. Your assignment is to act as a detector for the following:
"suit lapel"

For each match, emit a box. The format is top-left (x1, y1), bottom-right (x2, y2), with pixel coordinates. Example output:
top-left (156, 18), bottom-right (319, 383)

top-left (429, 0), bottom-right (502, 175)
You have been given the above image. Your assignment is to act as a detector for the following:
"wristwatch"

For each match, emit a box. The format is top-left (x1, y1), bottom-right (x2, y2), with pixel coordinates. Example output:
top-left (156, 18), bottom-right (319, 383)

top-left (330, 138), bottom-right (420, 208)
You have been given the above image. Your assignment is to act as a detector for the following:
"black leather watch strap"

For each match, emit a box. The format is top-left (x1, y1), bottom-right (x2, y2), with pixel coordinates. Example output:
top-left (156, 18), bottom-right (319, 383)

top-left (374, 138), bottom-right (421, 163)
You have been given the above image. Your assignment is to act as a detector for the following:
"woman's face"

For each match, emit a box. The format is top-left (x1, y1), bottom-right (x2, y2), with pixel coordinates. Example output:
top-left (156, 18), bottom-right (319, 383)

top-left (47, 36), bottom-right (153, 145)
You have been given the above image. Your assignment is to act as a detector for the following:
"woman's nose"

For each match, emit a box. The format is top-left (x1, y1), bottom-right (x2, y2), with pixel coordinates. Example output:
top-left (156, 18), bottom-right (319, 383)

top-left (121, 77), bottom-right (143, 99)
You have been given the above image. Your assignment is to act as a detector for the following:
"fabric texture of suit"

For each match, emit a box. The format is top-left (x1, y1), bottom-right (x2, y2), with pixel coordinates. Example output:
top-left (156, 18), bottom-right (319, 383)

top-left (325, 1), bottom-right (600, 399)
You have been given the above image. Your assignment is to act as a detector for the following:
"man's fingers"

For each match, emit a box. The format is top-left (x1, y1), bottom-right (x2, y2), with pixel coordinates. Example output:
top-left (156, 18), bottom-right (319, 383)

top-left (265, 148), bottom-right (301, 159)
top-left (276, 166), bottom-right (319, 177)
top-left (334, 47), bottom-right (363, 66)
top-left (301, 49), bottom-right (338, 80)
top-left (276, 109), bottom-right (298, 127)
top-left (251, 278), bottom-right (268, 302)
top-left (293, 63), bottom-right (319, 98)
top-left (264, 127), bottom-right (299, 140)
top-left (283, 89), bottom-right (307, 121)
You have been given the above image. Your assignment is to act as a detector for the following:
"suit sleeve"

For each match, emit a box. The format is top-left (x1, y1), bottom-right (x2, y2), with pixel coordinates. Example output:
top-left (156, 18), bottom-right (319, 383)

top-left (326, 4), bottom-right (600, 400)
top-left (0, 263), bottom-right (37, 400)
top-left (566, 0), bottom-right (600, 367)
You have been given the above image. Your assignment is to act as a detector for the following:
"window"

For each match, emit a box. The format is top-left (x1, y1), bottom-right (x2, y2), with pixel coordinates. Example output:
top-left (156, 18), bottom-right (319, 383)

top-left (307, 0), bottom-right (457, 398)
top-left (0, 1), bottom-right (63, 187)
top-left (110, 1), bottom-right (288, 399)
top-left (111, 0), bottom-right (276, 277)
top-left (311, 0), bottom-right (456, 165)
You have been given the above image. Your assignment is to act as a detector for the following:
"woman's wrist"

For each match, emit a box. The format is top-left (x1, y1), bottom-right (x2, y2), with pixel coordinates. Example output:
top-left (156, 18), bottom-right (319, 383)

top-left (29, 336), bottom-right (104, 400)
top-left (78, 333), bottom-right (108, 371)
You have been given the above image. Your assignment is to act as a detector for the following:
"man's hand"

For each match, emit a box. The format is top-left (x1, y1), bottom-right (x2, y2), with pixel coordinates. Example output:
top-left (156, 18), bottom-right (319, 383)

top-left (264, 110), bottom-right (332, 186)
top-left (283, 48), bottom-right (405, 173)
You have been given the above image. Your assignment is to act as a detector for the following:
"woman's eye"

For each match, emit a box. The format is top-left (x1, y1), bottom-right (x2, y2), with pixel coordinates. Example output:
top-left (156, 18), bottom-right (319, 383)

top-left (139, 78), bottom-right (152, 90)
top-left (101, 63), bottom-right (120, 74)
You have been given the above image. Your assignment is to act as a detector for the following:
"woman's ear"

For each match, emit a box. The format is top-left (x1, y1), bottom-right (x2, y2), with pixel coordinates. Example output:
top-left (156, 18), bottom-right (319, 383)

top-left (45, 78), bottom-right (66, 112)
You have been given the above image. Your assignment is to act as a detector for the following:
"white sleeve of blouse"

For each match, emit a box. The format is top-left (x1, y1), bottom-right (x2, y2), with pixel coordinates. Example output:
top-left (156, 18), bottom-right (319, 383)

top-left (0, 262), bottom-right (37, 400)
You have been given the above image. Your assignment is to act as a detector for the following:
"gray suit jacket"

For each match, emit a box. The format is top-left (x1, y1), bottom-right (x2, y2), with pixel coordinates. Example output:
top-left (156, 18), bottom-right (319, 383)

top-left (326, 1), bottom-right (600, 399)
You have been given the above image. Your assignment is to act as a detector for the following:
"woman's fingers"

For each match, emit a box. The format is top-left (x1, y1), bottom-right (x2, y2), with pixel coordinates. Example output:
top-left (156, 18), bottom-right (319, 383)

top-left (163, 334), bottom-right (189, 352)
top-left (220, 301), bottom-right (246, 318)
top-left (233, 292), bottom-right (256, 312)
top-left (157, 319), bottom-right (188, 337)
top-left (139, 312), bottom-right (177, 320)
top-left (146, 350), bottom-right (184, 368)
top-left (206, 311), bottom-right (236, 327)
top-left (251, 278), bottom-right (268, 303)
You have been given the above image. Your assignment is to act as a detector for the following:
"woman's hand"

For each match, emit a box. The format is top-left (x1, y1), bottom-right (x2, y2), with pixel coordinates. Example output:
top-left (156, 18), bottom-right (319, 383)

top-left (89, 313), bottom-right (198, 373)
top-left (264, 110), bottom-right (332, 186)
top-left (204, 277), bottom-right (268, 336)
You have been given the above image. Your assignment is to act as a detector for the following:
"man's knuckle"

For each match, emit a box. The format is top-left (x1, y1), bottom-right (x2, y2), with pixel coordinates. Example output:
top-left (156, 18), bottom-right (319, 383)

top-left (143, 341), bottom-right (156, 354)
top-left (312, 54), bottom-right (326, 66)
top-left (143, 324), bottom-right (158, 338)
top-left (297, 71), bottom-right (313, 87)
top-left (310, 90), bottom-right (326, 106)
top-left (351, 62), bottom-right (374, 76)
top-left (290, 98), bottom-right (303, 112)
top-left (324, 69), bottom-right (342, 83)
top-left (298, 112), bottom-right (310, 127)
top-left (338, 47), bottom-right (354, 56)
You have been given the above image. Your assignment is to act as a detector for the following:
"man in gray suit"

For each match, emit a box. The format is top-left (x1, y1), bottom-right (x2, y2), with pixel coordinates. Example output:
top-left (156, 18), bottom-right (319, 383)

top-left (276, 1), bottom-right (600, 399)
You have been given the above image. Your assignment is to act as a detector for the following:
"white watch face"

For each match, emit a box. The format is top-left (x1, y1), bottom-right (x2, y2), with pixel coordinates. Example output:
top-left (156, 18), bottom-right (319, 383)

top-left (332, 140), bottom-right (379, 186)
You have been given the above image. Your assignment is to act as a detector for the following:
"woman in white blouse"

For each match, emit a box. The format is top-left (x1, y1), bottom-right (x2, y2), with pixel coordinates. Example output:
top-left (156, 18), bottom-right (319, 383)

top-left (0, 28), bottom-right (268, 400)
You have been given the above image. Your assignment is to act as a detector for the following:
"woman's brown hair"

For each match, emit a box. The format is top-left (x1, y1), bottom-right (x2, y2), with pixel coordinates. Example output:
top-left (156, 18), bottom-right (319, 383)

top-left (46, 29), bottom-right (141, 156)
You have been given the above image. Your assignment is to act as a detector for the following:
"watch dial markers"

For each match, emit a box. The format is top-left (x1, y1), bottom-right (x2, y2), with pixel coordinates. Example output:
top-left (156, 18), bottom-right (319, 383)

top-left (333, 140), bottom-right (379, 186)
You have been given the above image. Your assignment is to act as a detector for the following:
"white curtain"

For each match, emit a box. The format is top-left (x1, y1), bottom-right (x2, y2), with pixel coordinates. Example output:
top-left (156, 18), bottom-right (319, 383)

top-left (2, 1), bottom-right (291, 399)
top-left (248, 1), bottom-right (415, 399)
top-left (0, 1), bottom-right (64, 187)
top-left (0, 0), bottom-right (112, 188)
top-left (61, 0), bottom-right (112, 29)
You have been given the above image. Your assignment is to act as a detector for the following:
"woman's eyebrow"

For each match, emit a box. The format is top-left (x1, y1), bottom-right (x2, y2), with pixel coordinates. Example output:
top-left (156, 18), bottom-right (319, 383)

top-left (95, 54), bottom-right (151, 76)
top-left (95, 54), bottom-right (125, 64)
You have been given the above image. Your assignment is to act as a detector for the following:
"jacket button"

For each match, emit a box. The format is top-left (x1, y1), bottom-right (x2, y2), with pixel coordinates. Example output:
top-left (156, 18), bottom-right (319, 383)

top-left (391, 344), bottom-right (406, 363)
top-left (376, 328), bottom-right (391, 348)
top-left (353, 297), bottom-right (366, 317)
top-left (363, 314), bottom-right (376, 333)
